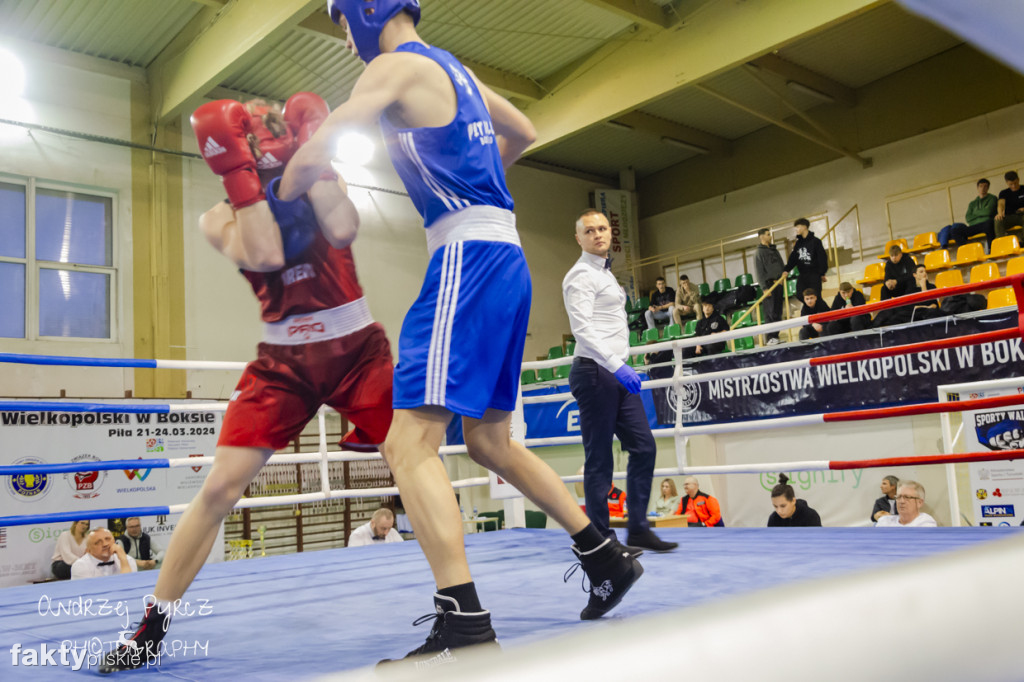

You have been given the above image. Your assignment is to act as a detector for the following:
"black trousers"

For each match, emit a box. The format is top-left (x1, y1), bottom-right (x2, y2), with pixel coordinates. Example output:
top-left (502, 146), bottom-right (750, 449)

top-left (569, 358), bottom-right (656, 538)
top-left (795, 273), bottom-right (822, 299)
top-left (763, 284), bottom-right (784, 339)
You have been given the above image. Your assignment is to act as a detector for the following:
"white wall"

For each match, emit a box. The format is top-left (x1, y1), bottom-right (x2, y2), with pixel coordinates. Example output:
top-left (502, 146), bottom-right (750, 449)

top-left (0, 53), bottom-right (135, 398)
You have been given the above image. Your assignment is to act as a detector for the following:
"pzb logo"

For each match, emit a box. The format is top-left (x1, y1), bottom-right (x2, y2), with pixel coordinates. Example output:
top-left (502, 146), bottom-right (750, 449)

top-left (64, 454), bottom-right (106, 499)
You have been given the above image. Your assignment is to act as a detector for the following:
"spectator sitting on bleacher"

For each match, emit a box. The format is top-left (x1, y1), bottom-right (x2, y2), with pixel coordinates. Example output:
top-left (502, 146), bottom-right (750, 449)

top-left (781, 218), bottom-right (828, 299)
top-left (881, 245), bottom-right (917, 300)
top-left (908, 264), bottom-right (942, 320)
top-left (798, 289), bottom-right (830, 340)
top-left (672, 275), bottom-right (702, 324)
top-left (995, 170), bottom-right (1024, 238)
top-left (683, 301), bottom-right (728, 358)
top-left (645, 277), bottom-right (675, 330)
top-left (824, 282), bottom-right (871, 336)
top-left (939, 178), bottom-right (997, 251)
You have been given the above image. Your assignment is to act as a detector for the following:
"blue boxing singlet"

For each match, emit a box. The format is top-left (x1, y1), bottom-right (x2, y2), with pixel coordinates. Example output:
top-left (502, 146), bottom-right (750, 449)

top-left (380, 43), bottom-right (514, 228)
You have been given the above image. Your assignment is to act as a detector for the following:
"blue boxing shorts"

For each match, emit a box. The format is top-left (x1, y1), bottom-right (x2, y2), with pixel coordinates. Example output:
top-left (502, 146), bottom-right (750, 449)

top-left (393, 206), bottom-right (531, 418)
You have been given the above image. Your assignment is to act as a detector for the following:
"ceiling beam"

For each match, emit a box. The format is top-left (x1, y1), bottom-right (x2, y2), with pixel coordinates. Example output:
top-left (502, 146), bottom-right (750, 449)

top-left (580, 0), bottom-right (675, 30)
top-left (189, 0), bottom-right (227, 8)
top-left (610, 111), bottom-right (731, 155)
top-left (148, 0), bottom-right (323, 123)
top-left (4, 37), bottom-right (146, 83)
top-left (297, 10), bottom-right (545, 102)
top-left (523, 0), bottom-right (881, 152)
top-left (748, 53), bottom-right (856, 107)
top-left (515, 158), bottom-right (616, 185)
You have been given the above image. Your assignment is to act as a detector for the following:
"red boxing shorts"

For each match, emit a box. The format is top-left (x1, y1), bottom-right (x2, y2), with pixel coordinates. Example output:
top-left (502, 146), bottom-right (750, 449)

top-left (218, 322), bottom-right (393, 451)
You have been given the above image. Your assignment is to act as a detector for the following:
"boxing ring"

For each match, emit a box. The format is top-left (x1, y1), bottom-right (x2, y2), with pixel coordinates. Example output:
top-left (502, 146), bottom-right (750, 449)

top-left (2, 275), bottom-right (1024, 680)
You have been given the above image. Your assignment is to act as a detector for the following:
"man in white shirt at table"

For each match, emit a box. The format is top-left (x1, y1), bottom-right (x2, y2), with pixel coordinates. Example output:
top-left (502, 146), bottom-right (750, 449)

top-left (875, 481), bottom-right (937, 527)
top-left (348, 507), bottom-right (404, 547)
top-left (71, 528), bottom-right (138, 579)
top-left (562, 209), bottom-right (677, 554)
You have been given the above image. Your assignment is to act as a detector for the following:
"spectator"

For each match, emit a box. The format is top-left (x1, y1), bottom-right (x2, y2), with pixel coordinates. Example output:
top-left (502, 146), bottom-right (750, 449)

top-left (652, 478), bottom-right (681, 516)
top-left (754, 228), bottom-right (785, 344)
top-left (875, 481), bottom-right (937, 527)
top-left (995, 170), bottom-right (1024, 238)
top-left (117, 517), bottom-right (163, 571)
top-left (871, 475), bottom-right (900, 523)
top-left (824, 282), bottom-right (871, 336)
top-left (798, 289), bottom-right (830, 340)
top-left (71, 528), bottom-right (137, 579)
top-left (348, 508), bottom-right (404, 547)
top-left (880, 245), bottom-right (917, 301)
top-left (51, 520), bottom-right (90, 580)
top-left (909, 264), bottom-right (942, 321)
top-left (767, 474), bottom-right (822, 527)
top-left (674, 476), bottom-right (724, 527)
top-left (645, 277), bottom-right (676, 330)
top-left (683, 301), bottom-right (728, 358)
top-left (939, 178), bottom-right (997, 250)
top-left (672, 275), bottom-right (702, 324)
top-left (782, 217), bottom-right (828, 299)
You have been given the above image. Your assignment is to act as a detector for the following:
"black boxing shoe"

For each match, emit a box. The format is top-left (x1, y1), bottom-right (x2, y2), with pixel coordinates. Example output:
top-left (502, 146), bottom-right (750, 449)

top-left (626, 528), bottom-right (678, 553)
top-left (98, 600), bottom-right (171, 674)
top-left (565, 537), bottom-right (644, 620)
top-left (378, 594), bottom-right (500, 669)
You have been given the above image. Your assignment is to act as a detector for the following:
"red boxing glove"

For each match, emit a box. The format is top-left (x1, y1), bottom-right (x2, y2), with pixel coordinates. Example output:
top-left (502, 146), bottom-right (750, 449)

top-left (283, 92), bottom-right (330, 145)
top-left (191, 100), bottom-right (264, 209)
top-left (249, 105), bottom-right (296, 174)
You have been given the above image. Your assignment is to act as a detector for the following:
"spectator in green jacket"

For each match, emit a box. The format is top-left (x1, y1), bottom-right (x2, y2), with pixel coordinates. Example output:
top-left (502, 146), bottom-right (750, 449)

top-left (940, 178), bottom-right (998, 251)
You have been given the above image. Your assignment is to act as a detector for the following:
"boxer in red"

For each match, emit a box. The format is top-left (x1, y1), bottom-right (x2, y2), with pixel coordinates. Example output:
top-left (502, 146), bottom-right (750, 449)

top-left (98, 93), bottom-right (393, 673)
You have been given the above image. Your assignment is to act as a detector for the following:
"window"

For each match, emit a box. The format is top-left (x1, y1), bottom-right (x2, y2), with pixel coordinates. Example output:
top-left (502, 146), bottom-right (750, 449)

top-left (0, 177), bottom-right (116, 340)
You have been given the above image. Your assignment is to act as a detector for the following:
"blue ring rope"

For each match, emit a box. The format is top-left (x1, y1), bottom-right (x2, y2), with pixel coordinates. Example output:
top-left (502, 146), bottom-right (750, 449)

top-left (0, 459), bottom-right (171, 476)
top-left (0, 352), bottom-right (158, 368)
top-left (0, 507), bottom-right (174, 528)
top-left (0, 401), bottom-right (172, 413)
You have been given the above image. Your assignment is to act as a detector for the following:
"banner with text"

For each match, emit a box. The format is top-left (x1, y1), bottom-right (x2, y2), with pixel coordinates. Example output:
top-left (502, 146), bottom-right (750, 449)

top-left (0, 402), bottom-right (222, 587)
top-left (961, 382), bottom-right (1024, 528)
top-left (594, 189), bottom-right (639, 302)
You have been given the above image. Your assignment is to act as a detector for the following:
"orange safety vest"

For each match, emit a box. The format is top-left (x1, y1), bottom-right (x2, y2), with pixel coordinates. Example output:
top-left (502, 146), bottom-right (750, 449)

top-left (675, 492), bottom-right (722, 527)
top-left (608, 485), bottom-right (626, 517)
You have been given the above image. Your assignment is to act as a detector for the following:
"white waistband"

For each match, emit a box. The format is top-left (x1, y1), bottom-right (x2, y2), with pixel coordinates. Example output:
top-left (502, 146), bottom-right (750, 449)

top-left (263, 298), bottom-right (373, 346)
top-left (426, 205), bottom-right (520, 256)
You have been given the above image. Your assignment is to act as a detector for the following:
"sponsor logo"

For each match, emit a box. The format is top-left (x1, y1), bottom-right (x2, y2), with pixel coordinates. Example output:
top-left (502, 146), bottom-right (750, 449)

top-left (947, 392), bottom-right (960, 401)
top-left (255, 152), bottom-right (281, 170)
top-left (124, 458), bottom-right (153, 482)
top-left (976, 489), bottom-right (987, 500)
top-left (189, 454), bottom-right (204, 474)
top-left (993, 488), bottom-right (1003, 497)
top-left (287, 320), bottom-right (326, 340)
top-left (6, 456), bottom-right (51, 501)
top-left (63, 454), bottom-right (105, 499)
top-left (975, 415), bottom-right (1024, 451)
top-left (981, 504), bottom-right (1015, 518)
top-left (669, 366), bottom-right (702, 416)
top-left (146, 438), bottom-right (164, 454)
top-left (0, 526), bottom-right (6, 548)
top-left (202, 137), bottom-right (226, 158)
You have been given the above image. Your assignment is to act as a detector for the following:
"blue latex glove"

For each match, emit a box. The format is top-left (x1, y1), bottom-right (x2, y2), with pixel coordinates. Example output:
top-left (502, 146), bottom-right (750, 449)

top-left (613, 365), bottom-right (642, 394)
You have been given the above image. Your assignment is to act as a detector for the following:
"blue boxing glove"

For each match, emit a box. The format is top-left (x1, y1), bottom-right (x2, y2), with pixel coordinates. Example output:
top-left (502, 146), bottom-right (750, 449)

top-left (613, 365), bottom-right (642, 394)
top-left (265, 176), bottom-right (316, 260)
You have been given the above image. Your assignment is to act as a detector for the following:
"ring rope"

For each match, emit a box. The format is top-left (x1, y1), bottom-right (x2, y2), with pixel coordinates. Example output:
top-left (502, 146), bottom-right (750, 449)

top-left (0, 400), bottom-right (227, 413)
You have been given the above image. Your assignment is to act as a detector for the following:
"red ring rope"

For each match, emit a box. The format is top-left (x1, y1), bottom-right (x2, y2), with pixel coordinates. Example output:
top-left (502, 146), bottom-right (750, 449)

top-left (829, 449), bottom-right (1024, 470)
top-left (810, 327), bottom-right (1018, 366)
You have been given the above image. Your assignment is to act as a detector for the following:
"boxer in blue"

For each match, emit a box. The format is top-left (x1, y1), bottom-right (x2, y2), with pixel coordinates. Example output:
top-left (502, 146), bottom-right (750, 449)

top-left (281, 0), bottom-right (644, 665)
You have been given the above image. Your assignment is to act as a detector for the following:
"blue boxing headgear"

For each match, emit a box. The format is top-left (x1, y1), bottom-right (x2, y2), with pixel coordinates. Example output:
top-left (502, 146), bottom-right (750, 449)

top-left (327, 0), bottom-right (421, 64)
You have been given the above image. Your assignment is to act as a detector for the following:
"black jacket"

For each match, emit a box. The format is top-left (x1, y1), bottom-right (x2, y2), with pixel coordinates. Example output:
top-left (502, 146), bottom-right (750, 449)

top-left (883, 254), bottom-right (917, 297)
top-left (871, 495), bottom-right (896, 522)
top-left (768, 499), bottom-right (822, 527)
top-left (117, 532), bottom-right (153, 560)
top-left (695, 312), bottom-right (728, 354)
top-left (784, 231), bottom-right (828, 277)
top-left (754, 243), bottom-right (785, 288)
top-left (830, 289), bottom-right (866, 310)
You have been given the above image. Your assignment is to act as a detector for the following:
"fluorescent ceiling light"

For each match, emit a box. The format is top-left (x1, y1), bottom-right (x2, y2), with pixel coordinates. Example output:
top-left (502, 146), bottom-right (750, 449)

top-left (786, 80), bottom-right (835, 104)
top-left (660, 136), bottom-right (710, 154)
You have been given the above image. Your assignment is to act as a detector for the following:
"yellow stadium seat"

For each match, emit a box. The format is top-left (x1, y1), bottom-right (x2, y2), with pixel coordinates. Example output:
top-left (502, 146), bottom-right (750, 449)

top-left (1006, 256), bottom-right (1024, 276)
top-left (935, 270), bottom-right (964, 288)
top-left (876, 238), bottom-right (910, 260)
top-left (866, 284), bottom-right (882, 304)
top-left (923, 249), bottom-right (951, 272)
top-left (987, 288), bottom-right (1016, 309)
top-left (985, 235), bottom-right (1023, 260)
top-left (856, 263), bottom-right (884, 286)
top-left (905, 232), bottom-right (939, 254)
top-left (969, 263), bottom-right (1000, 284)
top-left (951, 242), bottom-right (985, 266)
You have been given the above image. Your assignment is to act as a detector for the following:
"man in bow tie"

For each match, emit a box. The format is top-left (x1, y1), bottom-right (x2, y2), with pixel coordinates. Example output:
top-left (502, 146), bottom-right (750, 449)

top-left (71, 528), bottom-right (137, 580)
top-left (562, 209), bottom-right (678, 554)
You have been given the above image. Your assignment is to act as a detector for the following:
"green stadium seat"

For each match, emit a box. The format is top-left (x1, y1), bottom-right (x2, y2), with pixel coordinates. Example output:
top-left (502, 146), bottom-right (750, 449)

top-left (565, 340), bottom-right (575, 355)
top-left (520, 370), bottom-right (537, 385)
top-left (786, 279), bottom-right (798, 297)
top-left (629, 354), bottom-right (646, 368)
top-left (535, 368), bottom-right (554, 382)
top-left (730, 310), bottom-right (754, 328)
top-left (734, 273), bottom-right (754, 288)
top-left (698, 282), bottom-right (711, 298)
top-left (554, 365), bottom-right (570, 380)
top-left (641, 328), bottom-right (660, 344)
top-left (734, 336), bottom-right (755, 351)
top-left (713, 278), bottom-right (732, 293)
top-left (682, 320), bottom-right (698, 338)
top-left (637, 296), bottom-right (650, 310)
top-left (547, 346), bottom-right (564, 359)
top-left (629, 330), bottom-right (641, 347)
top-left (664, 323), bottom-right (682, 340)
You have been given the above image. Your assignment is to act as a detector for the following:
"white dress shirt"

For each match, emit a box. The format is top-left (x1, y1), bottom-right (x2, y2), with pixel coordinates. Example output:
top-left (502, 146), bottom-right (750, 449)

top-left (562, 252), bottom-right (629, 372)
top-left (70, 552), bottom-right (138, 579)
top-left (875, 512), bottom-right (937, 527)
top-left (347, 522), bottom-right (404, 547)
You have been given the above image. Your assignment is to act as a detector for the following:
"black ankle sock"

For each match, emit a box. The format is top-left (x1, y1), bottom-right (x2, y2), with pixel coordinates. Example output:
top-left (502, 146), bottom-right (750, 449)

top-left (437, 582), bottom-right (482, 612)
top-left (571, 524), bottom-right (606, 553)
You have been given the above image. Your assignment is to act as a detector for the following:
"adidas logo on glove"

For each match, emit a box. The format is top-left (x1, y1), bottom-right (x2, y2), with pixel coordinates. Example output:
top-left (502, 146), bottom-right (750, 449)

top-left (202, 137), bottom-right (227, 158)
top-left (256, 152), bottom-right (282, 170)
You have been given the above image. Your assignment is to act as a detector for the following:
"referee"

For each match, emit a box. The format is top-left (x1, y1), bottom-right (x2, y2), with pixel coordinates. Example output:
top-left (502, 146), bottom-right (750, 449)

top-left (561, 209), bottom-right (677, 553)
